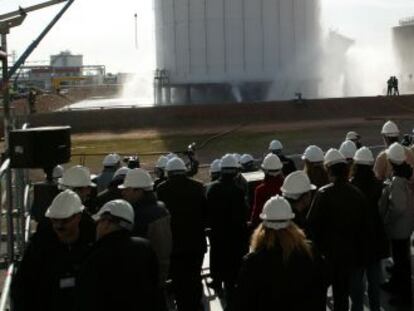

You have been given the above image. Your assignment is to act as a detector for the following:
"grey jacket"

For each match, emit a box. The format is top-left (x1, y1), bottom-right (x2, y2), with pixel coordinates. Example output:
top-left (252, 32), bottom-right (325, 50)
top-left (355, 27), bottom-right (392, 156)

top-left (379, 177), bottom-right (414, 239)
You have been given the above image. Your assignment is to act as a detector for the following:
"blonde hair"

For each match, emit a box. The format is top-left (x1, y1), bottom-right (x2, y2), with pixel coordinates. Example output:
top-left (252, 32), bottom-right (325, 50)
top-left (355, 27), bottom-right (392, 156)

top-left (250, 222), bottom-right (312, 262)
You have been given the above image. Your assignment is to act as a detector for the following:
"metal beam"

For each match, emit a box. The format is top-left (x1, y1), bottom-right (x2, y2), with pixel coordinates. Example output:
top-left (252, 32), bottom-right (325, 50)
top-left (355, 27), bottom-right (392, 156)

top-left (0, 0), bottom-right (68, 21)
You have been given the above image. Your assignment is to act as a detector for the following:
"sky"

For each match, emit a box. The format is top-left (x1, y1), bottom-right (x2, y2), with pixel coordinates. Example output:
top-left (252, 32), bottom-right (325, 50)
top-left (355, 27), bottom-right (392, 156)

top-left (0, 0), bottom-right (413, 74)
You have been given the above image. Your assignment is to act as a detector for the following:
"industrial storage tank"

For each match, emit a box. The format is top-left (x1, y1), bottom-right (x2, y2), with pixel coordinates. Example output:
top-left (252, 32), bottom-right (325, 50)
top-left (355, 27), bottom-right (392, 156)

top-left (154, 0), bottom-right (321, 104)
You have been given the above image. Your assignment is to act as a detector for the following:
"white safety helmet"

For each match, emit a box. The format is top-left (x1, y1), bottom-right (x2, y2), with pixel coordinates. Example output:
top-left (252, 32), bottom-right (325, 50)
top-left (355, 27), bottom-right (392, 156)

top-left (165, 157), bottom-right (187, 172)
top-left (339, 140), bottom-right (357, 159)
top-left (268, 139), bottom-right (283, 151)
top-left (281, 171), bottom-right (316, 200)
top-left (166, 153), bottom-right (178, 160)
top-left (381, 120), bottom-right (399, 137)
top-left (93, 199), bottom-right (134, 230)
top-left (102, 153), bottom-right (121, 167)
top-left (155, 155), bottom-right (169, 169)
top-left (221, 154), bottom-right (239, 169)
top-left (240, 154), bottom-right (254, 165)
top-left (118, 168), bottom-right (154, 190)
top-left (324, 148), bottom-right (347, 167)
top-left (346, 131), bottom-right (360, 141)
top-left (209, 159), bottom-right (222, 174)
top-left (232, 153), bottom-right (242, 164)
top-left (45, 189), bottom-right (84, 219)
top-left (353, 147), bottom-right (374, 165)
top-left (386, 142), bottom-right (406, 165)
top-left (261, 153), bottom-right (283, 171)
top-left (52, 165), bottom-right (64, 179)
top-left (60, 165), bottom-right (96, 188)
top-left (302, 145), bottom-right (324, 163)
top-left (260, 195), bottom-right (295, 230)
top-left (113, 167), bottom-right (129, 180)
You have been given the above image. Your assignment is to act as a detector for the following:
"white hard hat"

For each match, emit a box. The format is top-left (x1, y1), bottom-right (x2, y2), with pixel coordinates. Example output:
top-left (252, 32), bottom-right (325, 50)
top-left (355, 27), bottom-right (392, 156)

top-left (165, 157), bottom-right (186, 172)
top-left (60, 165), bottom-right (96, 188)
top-left (52, 165), bottom-right (64, 179)
top-left (209, 159), bottom-right (222, 174)
top-left (93, 199), bottom-right (134, 230)
top-left (113, 167), bottom-right (129, 179)
top-left (281, 171), bottom-right (316, 200)
top-left (232, 153), bottom-right (241, 163)
top-left (268, 139), bottom-right (283, 151)
top-left (302, 145), bottom-right (324, 163)
top-left (261, 153), bottom-right (283, 171)
top-left (346, 131), bottom-right (359, 141)
top-left (166, 153), bottom-right (178, 160)
top-left (353, 147), bottom-right (374, 165)
top-left (381, 120), bottom-right (399, 137)
top-left (324, 148), bottom-right (347, 167)
top-left (118, 168), bottom-right (154, 190)
top-left (221, 154), bottom-right (239, 169)
top-left (339, 140), bottom-right (357, 159)
top-left (386, 142), bottom-right (406, 164)
top-left (240, 154), bottom-right (254, 165)
top-left (156, 155), bottom-right (169, 169)
top-left (102, 153), bottom-right (120, 166)
top-left (45, 189), bottom-right (84, 219)
top-left (260, 195), bottom-right (295, 230)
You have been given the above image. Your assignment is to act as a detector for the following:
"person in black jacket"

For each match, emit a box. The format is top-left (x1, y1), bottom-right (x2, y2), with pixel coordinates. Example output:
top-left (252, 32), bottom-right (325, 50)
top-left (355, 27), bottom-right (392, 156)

top-left (349, 147), bottom-right (388, 311)
top-left (156, 157), bottom-right (207, 311)
top-left (76, 199), bottom-right (164, 311)
top-left (11, 190), bottom-right (95, 311)
top-left (307, 149), bottom-right (371, 311)
top-left (95, 166), bottom-right (128, 209)
top-left (268, 139), bottom-right (297, 177)
top-left (235, 195), bottom-right (326, 311)
top-left (206, 154), bottom-right (249, 309)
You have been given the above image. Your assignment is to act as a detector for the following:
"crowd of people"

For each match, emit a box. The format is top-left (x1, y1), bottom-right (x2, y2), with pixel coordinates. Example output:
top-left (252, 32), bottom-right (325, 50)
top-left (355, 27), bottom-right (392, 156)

top-left (10, 120), bottom-right (414, 311)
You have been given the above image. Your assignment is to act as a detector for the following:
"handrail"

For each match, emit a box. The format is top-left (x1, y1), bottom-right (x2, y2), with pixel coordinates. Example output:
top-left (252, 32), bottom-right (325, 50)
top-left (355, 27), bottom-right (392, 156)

top-left (0, 159), bottom-right (10, 178)
top-left (24, 185), bottom-right (31, 243)
top-left (0, 264), bottom-right (14, 311)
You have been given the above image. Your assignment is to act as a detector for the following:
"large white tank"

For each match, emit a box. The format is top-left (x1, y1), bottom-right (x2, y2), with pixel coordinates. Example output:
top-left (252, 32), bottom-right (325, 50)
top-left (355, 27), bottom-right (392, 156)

top-left (154, 0), bottom-right (321, 100)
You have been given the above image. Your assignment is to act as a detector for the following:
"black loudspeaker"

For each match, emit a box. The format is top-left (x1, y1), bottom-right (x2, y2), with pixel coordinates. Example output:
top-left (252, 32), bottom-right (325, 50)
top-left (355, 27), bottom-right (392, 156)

top-left (9, 126), bottom-right (71, 169)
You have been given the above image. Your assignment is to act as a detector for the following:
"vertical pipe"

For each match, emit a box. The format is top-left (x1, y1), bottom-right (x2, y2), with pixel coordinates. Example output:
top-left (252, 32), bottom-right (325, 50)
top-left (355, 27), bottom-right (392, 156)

top-left (172, 0), bottom-right (178, 73)
top-left (1, 34), bottom-right (14, 263)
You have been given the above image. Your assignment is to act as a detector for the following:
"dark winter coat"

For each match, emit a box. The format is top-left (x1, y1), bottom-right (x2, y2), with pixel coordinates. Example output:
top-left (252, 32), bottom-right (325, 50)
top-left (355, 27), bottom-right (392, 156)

top-left (206, 175), bottom-right (249, 282)
top-left (76, 230), bottom-right (164, 311)
top-left (235, 245), bottom-right (327, 311)
top-left (351, 175), bottom-right (389, 261)
top-left (279, 154), bottom-right (297, 177)
top-left (307, 181), bottom-right (372, 269)
top-left (156, 175), bottom-right (207, 255)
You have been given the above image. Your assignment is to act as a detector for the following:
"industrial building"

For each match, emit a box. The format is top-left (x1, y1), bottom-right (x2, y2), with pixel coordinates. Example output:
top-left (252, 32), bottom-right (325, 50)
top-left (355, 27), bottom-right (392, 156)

top-left (154, 0), bottom-right (321, 104)
top-left (393, 17), bottom-right (414, 93)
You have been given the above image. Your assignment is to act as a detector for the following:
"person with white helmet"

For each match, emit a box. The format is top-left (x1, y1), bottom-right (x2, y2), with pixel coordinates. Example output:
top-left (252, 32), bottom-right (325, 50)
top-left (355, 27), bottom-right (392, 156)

top-left (348, 147), bottom-right (388, 311)
top-left (345, 131), bottom-right (362, 149)
top-left (205, 154), bottom-right (249, 305)
top-left (209, 159), bottom-right (222, 182)
top-left (235, 195), bottom-right (326, 311)
top-left (52, 165), bottom-right (64, 181)
top-left (153, 155), bottom-right (169, 189)
top-left (250, 153), bottom-right (284, 228)
top-left (240, 154), bottom-right (256, 173)
top-left (11, 190), bottom-right (96, 311)
top-left (59, 165), bottom-right (98, 213)
top-left (95, 153), bottom-right (121, 193)
top-left (302, 145), bottom-right (329, 189)
top-left (281, 171), bottom-right (316, 230)
top-left (77, 199), bottom-right (164, 311)
top-left (378, 142), bottom-right (414, 306)
top-left (95, 166), bottom-right (129, 208)
top-left (268, 139), bottom-right (297, 177)
top-left (156, 157), bottom-right (207, 310)
top-left (308, 148), bottom-right (371, 311)
top-left (339, 140), bottom-right (357, 163)
top-left (119, 168), bottom-right (172, 285)
top-left (374, 120), bottom-right (414, 181)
